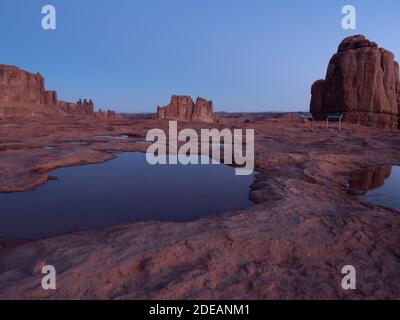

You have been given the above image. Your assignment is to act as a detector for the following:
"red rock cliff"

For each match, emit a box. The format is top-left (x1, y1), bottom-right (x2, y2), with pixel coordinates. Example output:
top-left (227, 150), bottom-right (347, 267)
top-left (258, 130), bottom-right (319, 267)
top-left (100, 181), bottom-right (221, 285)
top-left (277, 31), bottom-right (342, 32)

top-left (0, 65), bottom-right (48, 117)
top-left (157, 95), bottom-right (218, 123)
top-left (0, 64), bottom-right (116, 119)
top-left (310, 35), bottom-right (400, 128)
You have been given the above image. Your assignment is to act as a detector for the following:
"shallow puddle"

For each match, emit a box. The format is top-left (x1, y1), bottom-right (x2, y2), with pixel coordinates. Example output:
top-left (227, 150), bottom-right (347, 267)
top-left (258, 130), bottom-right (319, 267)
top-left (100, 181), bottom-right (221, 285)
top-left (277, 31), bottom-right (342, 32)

top-left (96, 135), bottom-right (130, 140)
top-left (67, 141), bottom-right (92, 146)
top-left (351, 165), bottom-right (400, 210)
top-left (0, 152), bottom-right (254, 240)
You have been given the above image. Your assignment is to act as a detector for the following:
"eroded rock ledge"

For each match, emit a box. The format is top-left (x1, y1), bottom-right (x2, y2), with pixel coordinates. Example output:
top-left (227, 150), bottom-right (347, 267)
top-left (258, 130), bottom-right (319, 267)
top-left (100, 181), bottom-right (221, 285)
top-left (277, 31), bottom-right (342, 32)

top-left (0, 117), bottom-right (400, 299)
top-left (0, 64), bottom-right (118, 119)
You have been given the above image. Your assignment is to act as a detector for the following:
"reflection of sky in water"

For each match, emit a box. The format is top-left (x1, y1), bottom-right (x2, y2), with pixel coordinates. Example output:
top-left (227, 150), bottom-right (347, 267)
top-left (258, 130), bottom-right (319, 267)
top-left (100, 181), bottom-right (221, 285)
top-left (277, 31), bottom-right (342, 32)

top-left (67, 141), bottom-right (91, 145)
top-left (97, 135), bottom-right (130, 140)
top-left (0, 153), bottom-right (254, 240)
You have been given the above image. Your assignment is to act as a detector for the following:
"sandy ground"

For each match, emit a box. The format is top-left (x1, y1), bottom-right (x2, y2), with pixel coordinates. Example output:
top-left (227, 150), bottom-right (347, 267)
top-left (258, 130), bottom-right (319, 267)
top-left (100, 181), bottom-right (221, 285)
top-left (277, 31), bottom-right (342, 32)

top-left (0, 115), bottom-right (399, 299)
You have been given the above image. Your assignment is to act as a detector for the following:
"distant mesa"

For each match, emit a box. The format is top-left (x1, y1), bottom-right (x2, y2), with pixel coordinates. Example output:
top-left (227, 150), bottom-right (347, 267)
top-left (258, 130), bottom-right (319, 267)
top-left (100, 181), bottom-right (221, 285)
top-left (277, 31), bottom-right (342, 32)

top-left (157, 95), bottom-right (219, 123)
top-left (310, 35), bottom-right (400, 128)
top-left (0, 64), bottom-right (118, 119)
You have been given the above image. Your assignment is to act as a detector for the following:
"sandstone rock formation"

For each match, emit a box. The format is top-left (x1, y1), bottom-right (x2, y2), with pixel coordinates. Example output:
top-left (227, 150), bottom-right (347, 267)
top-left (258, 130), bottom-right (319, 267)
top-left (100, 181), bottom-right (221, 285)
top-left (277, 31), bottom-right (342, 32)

top-left (192, 97), bottom-right (217, 123)
top-left (310, 35), bottom-right (400, 128)
top-left (0, 64), bottom-right (116, 119)
top-left (0, 65), bottom-right (49, 117)
top-left (157, 95), bottom-right (218, 123)
top-left (95, 109), bottom-right (118, 119)
top-left (58, 99), bottom-right (94, 116)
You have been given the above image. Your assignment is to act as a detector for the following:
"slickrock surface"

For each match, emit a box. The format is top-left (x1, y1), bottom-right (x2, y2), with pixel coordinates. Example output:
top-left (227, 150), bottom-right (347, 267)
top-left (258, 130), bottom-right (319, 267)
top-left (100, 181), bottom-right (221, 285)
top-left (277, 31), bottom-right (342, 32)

top-left (157, 95), bottom-right (218, 123)
top-left (0, 116), bottom-right (400, 299)
top-left (0, 64), bottom-right (117, 119)
top-left (310, 35), bottom-right (400, 128)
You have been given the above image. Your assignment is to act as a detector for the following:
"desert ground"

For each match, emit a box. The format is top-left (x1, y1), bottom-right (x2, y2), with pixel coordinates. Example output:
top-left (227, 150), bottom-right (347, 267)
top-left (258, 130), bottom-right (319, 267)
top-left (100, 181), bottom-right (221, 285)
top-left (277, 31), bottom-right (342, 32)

top-left (0, 115), bottom-right (399, 299)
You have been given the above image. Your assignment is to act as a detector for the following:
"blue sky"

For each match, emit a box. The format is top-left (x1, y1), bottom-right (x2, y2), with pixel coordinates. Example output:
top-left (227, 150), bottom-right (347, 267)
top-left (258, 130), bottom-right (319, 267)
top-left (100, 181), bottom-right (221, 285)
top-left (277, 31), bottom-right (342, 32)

top-left (0, 0), bottom-right (399, 113)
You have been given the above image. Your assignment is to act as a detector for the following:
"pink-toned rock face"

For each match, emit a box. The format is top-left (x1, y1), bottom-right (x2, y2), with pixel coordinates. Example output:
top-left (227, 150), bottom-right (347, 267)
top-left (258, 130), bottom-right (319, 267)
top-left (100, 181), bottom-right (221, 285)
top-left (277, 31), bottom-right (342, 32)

top-left (0, 65), bottom-right (44, 106)
top-left (397, 62), bottom-right (400, 123)
top-left (310, 35), bottom-right (400, 128)
top-left (0, 65), bottom-right (47, 117)
top-left (59, 99), bottom-right (94, 116)
top-left (192, 97), bottom-right (216, 123)
top-left (164, 95), bottom-right (194, 122)
top-left (157, 95), bottom-right (217, 123)
top-left (44, 90), bottom-right (58, 108)
top-left (0, 64), bottom-right (116, 119)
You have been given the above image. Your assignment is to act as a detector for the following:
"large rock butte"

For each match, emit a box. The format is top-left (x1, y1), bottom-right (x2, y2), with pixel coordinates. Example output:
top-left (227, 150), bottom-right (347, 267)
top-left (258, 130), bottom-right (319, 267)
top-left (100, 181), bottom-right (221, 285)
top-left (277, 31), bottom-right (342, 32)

top-left (310, 35), bottom-right (400, 128)
top-left (0, 64), bottom-right (117, 119)
top-left (157, 95), bottom-right (218, 123)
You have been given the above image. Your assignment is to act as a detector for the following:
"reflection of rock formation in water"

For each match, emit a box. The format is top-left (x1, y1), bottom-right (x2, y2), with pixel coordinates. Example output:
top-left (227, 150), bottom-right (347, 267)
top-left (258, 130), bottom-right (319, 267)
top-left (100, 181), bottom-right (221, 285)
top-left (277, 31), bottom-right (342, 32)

top-left (351, 165), bottom-right (392, 192)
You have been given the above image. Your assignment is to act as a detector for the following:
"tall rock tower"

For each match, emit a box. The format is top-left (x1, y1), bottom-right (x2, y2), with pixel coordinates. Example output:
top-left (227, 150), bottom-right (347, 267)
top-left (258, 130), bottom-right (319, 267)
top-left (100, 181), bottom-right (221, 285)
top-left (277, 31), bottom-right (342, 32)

top-left (310, 35), bottom-right (400, 128)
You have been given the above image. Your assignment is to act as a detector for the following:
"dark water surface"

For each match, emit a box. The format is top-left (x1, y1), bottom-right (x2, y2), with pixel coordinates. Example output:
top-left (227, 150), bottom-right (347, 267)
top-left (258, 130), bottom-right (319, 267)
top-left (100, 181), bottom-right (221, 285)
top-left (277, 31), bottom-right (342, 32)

top-left (0, 153), bottom-right (254, 240)
top-left (96, 135), bottom-right (130, 140)
top-left (351, 165), bottom-right (400, 210)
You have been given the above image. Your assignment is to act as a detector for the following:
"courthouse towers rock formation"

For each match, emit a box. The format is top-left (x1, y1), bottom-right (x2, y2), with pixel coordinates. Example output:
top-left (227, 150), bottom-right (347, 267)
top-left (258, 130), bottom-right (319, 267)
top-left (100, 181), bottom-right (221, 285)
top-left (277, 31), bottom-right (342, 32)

top-left (157, 95), bottom-right (219, 123)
